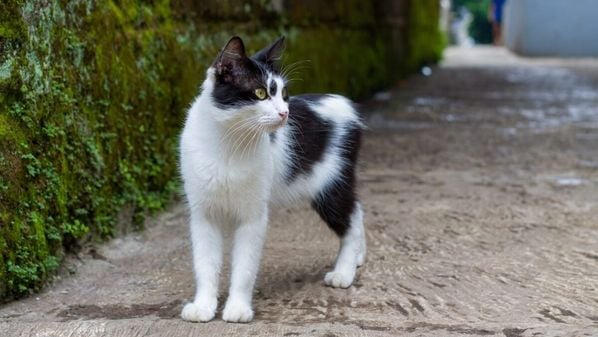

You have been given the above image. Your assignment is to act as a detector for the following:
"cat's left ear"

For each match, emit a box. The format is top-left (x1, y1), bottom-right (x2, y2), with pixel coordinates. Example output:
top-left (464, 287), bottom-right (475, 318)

top-left (252, 36), bottom-right (285, 70)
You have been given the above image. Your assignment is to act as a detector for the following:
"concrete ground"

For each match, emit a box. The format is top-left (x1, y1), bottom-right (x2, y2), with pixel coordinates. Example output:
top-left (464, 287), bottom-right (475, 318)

top-left (2, 47), bottom-right (598, 336)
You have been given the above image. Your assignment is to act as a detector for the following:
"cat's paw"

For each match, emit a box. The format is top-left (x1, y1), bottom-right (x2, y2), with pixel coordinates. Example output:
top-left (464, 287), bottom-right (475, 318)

top-left (222, 299), bottom-right (254, 323)
top-left (357, 236), bottom-right (367, 267)
top-left (181, 300), bottom-right (217, 322)
top-left (324, 270), bottom-right (354, 288)
top-left (356, 251), bottom-right (366, 267)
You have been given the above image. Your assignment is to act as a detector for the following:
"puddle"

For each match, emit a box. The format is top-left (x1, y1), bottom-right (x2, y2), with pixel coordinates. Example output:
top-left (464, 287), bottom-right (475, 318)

top-left (503, 104), bottom-right (598, 132)
top-left (499, 127), bottom-right (518, 137)
top-left (578, 160), bottom-right (598, 169)
top-left (444, 114), bottom-right (459, 122)
top-left (549, 175), bottom-right (588, 187)
top-left (373, 91), bottom-right (392, 102)
top-left (554, 178), bottom-right (585, 187)
top-left (412, 96), bottom-right (448, 107)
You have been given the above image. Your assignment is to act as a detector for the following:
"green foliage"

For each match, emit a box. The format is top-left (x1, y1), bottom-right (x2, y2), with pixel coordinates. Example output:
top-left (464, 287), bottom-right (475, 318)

top-left (453, 0), bottom-right (493, 44)
top-left (281, 28), bottom-right (396, 100)
top-left (0, 0), bottom-right (443, 300)
top-left (1, 0), bottom-right (202, 299)
top-left (406, 0), bottom-right (446, 71)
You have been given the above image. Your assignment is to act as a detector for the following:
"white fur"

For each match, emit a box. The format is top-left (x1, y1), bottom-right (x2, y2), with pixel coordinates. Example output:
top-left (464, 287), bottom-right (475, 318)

top-left (180, 67), bottom-right (365, 323)
top-left (324, 202), bottom-right (366, 288)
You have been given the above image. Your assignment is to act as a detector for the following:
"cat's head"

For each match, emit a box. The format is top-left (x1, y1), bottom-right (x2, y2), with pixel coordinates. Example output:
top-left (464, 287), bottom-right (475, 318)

top-left (207, 36), bottom-right (289, 132)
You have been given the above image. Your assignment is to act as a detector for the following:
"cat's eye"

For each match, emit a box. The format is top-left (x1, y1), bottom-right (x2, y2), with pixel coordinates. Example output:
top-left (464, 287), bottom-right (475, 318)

top-left (255, 88), bottom-right (267, 100)
top-left (282, 87), bottom-right (289, 101)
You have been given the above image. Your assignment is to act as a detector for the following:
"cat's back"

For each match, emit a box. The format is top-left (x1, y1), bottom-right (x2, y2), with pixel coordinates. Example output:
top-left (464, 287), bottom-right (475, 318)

top-left (271, 94), bottom-right (362, 203)
top-left (288, 94), bottom-right (361, 126)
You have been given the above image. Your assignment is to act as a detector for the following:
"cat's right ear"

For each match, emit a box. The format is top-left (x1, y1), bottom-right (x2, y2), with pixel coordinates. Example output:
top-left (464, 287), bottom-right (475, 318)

top-left (253, 36), bottom-right (285, 70)
top-left (214, 36), bottom-right (247, 75)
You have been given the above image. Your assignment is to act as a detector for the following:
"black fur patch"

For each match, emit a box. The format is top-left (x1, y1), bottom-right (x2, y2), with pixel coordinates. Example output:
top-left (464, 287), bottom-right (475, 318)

top-left (252, 36), bottom-right (285, 72)
top-left (285, 94), bottom-right (362, 237)
top-left (311, 120), bottom-right (361, 237)
top-left (285, 95), bottom-right (333, 182)
top-left (269, 78), bottom-right (277, 97)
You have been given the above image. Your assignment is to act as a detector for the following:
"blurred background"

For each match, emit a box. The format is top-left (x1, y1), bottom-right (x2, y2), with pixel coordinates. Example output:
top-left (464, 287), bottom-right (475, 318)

top-left (450, 0), bottom-right (598, 56)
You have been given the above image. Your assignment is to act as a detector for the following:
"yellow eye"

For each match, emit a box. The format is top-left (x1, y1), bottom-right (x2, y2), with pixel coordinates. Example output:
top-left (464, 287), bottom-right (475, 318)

top-left (254, 88), bottom-right (267, 100)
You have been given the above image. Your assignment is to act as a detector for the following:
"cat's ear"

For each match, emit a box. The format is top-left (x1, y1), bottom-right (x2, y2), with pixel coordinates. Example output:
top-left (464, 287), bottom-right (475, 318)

top-left (252, 36), bottom-right (285, 70)
top-left (215, 36), bottom-right (247, 75)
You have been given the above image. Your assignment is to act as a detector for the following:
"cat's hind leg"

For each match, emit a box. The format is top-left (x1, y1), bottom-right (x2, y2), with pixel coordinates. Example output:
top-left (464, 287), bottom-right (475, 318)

top-left (353, 203), bottom-right (367, 267)
top-left (312, 190), bottom-right (366, 288)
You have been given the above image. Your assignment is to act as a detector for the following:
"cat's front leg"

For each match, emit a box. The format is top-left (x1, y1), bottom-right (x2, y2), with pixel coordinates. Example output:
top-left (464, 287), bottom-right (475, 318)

top-left (222, 210), bottom-right (268, 323)
top-left (181, 211), bottom-right (223, 322)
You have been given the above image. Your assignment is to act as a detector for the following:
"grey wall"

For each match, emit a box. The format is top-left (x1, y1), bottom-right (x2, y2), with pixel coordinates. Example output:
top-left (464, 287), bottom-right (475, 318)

top-left (504, 0), bottom-right (598, 57)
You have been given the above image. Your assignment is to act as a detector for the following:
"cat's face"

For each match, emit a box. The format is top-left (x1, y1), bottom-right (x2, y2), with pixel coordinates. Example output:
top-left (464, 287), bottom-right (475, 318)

top-left (210, 37), bottom-right (289, 132)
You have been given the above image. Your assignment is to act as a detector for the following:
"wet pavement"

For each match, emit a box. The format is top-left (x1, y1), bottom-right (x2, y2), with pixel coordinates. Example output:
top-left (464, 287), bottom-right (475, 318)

top-left (2, 46), bottom-right (598, 336)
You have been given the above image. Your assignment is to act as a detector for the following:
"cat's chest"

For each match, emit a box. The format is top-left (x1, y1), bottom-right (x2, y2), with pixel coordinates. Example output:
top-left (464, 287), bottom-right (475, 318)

top-left (209, 165), bottom-right (263, 191)
top-left (195, 155), bottom-right (273, 200)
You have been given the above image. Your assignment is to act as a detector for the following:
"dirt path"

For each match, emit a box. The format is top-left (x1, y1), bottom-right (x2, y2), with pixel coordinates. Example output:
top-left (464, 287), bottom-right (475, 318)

top-left (2, 47), bottom-right (598, 336)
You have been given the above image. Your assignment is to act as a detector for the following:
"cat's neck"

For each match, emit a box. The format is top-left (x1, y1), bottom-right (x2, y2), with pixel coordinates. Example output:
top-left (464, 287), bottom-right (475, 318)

top-left (215, 121), bottom-right (269, 161)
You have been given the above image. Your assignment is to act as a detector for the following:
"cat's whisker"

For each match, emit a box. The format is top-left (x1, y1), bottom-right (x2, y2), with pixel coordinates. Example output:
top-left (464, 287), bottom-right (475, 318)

top-left (280, 59), bottom-right (312, 74)
top-left (230, 127), bottom-right (256, 158)
top-left (242, 124), bottom-right (265, 159)
top-left (222, 116), bottom-right (261, 141)
top-left (223, 123), bottom-right (256, 148)
top-left (243, 125), bottom-right (265, 160)
top-left (230, 121), bottom-right (263, 158)
top-left (283, 63), bottom-right (311, 72)
top-left (221, 117), bottom-right (261, 149)
top-left (284, 68), bottom-right (309, 76)
top-left (281, 63), bottom-right (311, 79)
top-left (227, 120), bottom-right (253, 156)
top-left (283, 68), bottom-right (310, 79)
top-left (285, 121), bottom-right (305, 159)
top-left (238, 127), bottom-right (259, 160)
top-left (220, 119), bottom-right (251, 146)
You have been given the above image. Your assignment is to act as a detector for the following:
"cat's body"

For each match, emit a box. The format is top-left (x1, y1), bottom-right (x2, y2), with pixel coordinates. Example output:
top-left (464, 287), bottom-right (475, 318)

top-left (180, 37), bottom-right (366, 323)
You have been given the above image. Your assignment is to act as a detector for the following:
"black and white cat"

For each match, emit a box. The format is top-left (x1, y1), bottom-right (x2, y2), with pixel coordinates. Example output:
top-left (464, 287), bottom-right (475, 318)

top-left (179, 36), bottom-right (366, 323)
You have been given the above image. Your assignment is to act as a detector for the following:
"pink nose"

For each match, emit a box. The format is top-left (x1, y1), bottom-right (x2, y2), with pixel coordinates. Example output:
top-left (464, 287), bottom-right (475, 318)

top-left (278, 111), bottom-right (288, 119)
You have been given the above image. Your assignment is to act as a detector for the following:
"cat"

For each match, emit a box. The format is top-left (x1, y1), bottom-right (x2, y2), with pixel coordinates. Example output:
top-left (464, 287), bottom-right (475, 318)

top-left (179, 36), bottom-right (366, 323)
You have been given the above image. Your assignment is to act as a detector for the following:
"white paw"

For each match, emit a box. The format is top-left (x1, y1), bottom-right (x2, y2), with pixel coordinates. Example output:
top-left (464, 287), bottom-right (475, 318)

top-left (324, 270), bottom-right (354, 288)
top-left (356, 252), bottom-right (366, 267)
top-left (357, 237), bottom-right (367, 267)
top-left (181, 300), bottom-right (217, 322)
top-left (222, 299), bottom-right (254, 323)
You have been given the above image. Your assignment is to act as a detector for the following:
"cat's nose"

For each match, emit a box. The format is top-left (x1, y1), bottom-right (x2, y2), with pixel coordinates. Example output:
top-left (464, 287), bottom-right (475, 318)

top-left (278, 111), bottom-right (289, 119)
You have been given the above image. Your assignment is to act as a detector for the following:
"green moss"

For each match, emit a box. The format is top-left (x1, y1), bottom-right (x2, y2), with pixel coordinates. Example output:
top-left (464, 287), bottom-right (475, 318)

top-left (0, 115), bottom-right (17, 139)
top-left (0, 0), bottom-right (202, 299)
top-left (406, 0), bottom-right (446, 71)
top-left (280, 28), bottom-right (394, 100)
top-left (0, 0), bottom-right (444, 300)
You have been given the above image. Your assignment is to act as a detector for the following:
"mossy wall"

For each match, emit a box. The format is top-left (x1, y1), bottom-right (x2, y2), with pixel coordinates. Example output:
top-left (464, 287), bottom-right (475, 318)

top-left (0, 0), bottom-right (444, 300)
top-left (406, 0), bottom-right (446, 70)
